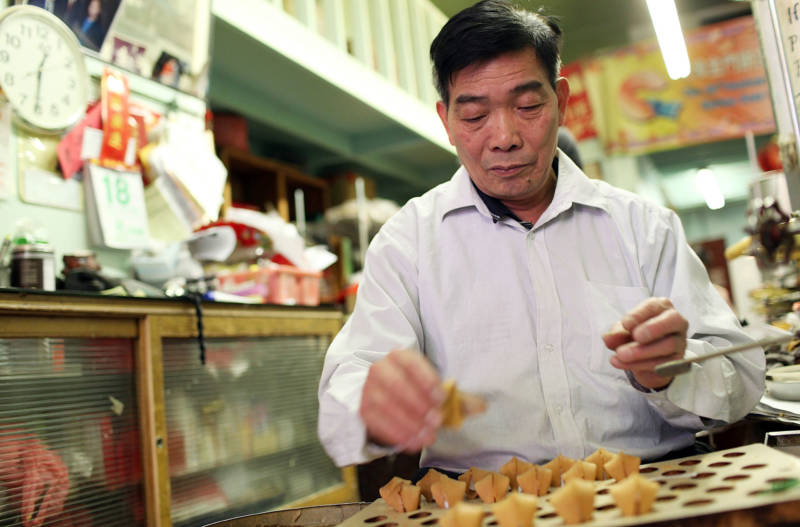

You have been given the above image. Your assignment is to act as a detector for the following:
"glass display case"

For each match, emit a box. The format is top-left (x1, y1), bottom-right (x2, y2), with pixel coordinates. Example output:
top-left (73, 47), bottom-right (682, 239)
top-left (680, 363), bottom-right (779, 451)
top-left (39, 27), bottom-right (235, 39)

top-left (0, 292), bottom-right (357, 527)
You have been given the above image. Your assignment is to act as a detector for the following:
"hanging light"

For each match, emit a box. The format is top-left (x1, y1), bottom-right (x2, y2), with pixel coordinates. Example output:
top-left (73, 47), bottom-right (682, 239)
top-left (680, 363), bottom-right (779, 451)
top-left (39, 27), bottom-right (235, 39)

top-left (696, 168), bottom-right (725, 210)
top-left (645, 0), bottom-right (691, 80)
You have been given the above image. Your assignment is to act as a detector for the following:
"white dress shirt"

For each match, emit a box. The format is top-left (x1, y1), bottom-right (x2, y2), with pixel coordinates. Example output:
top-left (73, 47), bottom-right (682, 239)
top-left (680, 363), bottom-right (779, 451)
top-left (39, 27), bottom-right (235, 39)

top-left (317, 152), bottom-right (765, 472)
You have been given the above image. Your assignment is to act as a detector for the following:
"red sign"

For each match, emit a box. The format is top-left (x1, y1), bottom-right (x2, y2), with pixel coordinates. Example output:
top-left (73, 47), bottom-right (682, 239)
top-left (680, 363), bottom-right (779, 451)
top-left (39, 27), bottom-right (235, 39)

top-left (561, 61), bottom-right (597, 141)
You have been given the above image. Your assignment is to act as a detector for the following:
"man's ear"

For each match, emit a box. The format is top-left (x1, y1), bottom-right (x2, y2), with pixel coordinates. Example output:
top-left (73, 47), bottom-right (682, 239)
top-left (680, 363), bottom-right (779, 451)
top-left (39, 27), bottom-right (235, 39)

top-left (555, 77), bottom-right (570, 127)
top-left (436, 100), bottom-right (456, 146)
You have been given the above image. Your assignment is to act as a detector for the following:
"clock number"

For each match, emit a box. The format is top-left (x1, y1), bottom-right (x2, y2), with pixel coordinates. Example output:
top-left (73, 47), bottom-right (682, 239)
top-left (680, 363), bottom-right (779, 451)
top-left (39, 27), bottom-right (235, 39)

top-left (0, 50), bottom-right (8, 63)
top-left (102, 174), bottom-right (131, 206)
top-left (36, 25), bottom-right (49, 39)
top-left (19, 93), bottom-right (26, 106)
top-left (50, 104), bottom-right (59, 117)
top-left (62, 94), bottom-right (70, 107)
top-left (68, 78), bottom-right (76, 89)
top-left (5, 34), bottom-right (20, 49)
top-left (34, 103), bottom-right (42, 115)
top-left (3, 72), bottom-right (12, 87)
top-left (19, 24), bottom-right (32, 39)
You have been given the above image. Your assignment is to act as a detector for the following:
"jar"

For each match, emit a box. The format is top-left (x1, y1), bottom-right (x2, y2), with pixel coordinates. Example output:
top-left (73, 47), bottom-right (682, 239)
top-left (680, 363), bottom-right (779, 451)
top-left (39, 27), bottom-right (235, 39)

top-left (10, 244), bottom-right (55, 291)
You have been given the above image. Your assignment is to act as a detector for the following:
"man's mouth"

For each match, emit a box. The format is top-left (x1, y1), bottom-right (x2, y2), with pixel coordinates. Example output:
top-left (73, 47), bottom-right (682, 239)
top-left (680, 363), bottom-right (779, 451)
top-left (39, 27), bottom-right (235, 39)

top-left (488, 164), bottom-right (527, 176)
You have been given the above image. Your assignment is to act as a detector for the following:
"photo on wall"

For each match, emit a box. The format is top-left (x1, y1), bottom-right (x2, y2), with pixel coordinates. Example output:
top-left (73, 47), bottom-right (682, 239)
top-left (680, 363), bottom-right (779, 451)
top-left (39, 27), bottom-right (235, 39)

top-left (98, 0), bottom-right (211, 96)
top-left (18, 0), bottom-right (123, 51)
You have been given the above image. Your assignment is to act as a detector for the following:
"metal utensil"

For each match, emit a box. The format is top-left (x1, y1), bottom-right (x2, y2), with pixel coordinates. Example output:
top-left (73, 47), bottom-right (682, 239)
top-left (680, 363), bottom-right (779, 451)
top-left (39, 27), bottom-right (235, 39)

top-left (654, 334), bottom-right (795, 377)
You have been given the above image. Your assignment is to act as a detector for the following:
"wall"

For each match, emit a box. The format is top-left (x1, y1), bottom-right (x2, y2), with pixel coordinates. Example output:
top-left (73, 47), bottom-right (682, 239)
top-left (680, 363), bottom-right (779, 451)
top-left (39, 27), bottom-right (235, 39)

top-left (1, 56), bottom-right (206, 276)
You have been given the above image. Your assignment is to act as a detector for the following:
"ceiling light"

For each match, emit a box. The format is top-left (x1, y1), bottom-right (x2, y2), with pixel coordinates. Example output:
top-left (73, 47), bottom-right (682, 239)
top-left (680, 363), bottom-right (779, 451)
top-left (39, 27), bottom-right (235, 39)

top-left (696, 168), bottom-right (725, 210)
top-left (646, 0), bottom-right (691, 80)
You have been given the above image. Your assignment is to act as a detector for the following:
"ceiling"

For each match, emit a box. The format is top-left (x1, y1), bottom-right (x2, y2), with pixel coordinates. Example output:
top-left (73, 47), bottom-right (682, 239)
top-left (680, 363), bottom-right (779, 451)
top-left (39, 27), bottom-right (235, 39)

top-left (427, 0), bottom-right (753, 64)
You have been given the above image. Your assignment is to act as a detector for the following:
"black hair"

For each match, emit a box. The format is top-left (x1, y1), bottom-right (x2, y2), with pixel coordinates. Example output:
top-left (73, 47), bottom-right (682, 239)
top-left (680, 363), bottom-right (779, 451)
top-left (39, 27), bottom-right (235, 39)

top-left (430, 0), bottom-right (562, 107)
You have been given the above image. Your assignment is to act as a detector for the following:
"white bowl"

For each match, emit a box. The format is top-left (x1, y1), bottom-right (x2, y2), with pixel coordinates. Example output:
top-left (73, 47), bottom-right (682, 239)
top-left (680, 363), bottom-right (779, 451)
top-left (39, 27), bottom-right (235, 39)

top-left (766, 365), bottom-right (800, 401)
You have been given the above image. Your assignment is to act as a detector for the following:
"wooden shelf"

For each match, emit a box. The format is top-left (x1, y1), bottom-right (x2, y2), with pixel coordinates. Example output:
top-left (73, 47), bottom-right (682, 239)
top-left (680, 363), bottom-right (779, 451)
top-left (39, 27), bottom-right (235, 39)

top-left (220, 149), bottom-right (330, 223)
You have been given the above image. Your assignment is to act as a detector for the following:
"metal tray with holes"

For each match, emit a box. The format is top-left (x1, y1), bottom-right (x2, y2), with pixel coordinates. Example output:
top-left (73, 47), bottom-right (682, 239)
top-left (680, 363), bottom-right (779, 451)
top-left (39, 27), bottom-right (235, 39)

top-left (339, 444), bottom-right (800, 527)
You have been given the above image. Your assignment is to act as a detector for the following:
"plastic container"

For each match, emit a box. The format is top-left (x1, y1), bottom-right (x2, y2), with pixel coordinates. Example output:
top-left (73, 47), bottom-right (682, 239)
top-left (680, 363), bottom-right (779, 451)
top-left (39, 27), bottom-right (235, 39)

top-left (216, 264), bottom-right (321, 306)
top-left (267, 264), bottom-right (321, 306)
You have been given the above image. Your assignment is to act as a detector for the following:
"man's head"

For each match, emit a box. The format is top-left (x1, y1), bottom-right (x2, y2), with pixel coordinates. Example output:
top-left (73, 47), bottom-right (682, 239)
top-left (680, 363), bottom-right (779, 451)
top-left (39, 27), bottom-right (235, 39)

top-left (430, 0), bottom-right (562, 108)
top-left (431, 1), bottom-right (569, 213)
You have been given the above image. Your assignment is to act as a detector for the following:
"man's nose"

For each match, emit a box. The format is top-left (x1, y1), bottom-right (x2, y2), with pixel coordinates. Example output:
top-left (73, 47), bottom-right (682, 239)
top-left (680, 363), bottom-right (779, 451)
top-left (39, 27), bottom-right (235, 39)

top-left (488, 110), bottom-right (521, 152)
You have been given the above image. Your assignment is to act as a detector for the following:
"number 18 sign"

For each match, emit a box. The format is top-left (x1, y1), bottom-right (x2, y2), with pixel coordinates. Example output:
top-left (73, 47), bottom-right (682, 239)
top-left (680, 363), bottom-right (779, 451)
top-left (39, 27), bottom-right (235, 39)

top-left (85, 163), bottom-right (149, 249)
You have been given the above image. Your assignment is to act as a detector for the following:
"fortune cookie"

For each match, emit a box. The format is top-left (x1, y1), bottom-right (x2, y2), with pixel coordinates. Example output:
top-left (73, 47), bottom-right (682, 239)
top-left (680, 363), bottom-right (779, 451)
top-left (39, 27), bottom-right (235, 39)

top-left (609, 473), bottom-right (660, 516)
top-left (440, 379), bottom-right (487, 428)
top-left (431, 477), bottom-right (467, 509)
top-left (604, 451), bottom-right (641, 482)
top-left (517, 465), bottom-right (552, 496)
top-left (585, 448), bottom-right (615, 480)
top-left (379, 477), bottom-right (420, 512)
top-left (549, 478), bottom-right (596, 525)
top-left (440, 502), bottom-right (484, 527)
top-left (418, 468), bottom-right (447, 501)
top-left (562, 460), bottom-right (597, 483)
top-left (459, 466), bottom-right (493, 498)
top-left (501, 456), bottom-right (535, 489)
top-left (492, 492), bottom-right (538, 527)
top-left (543, 454), bottom-right (577, 486)
top-left (475, 472), bottom-right (510, 503)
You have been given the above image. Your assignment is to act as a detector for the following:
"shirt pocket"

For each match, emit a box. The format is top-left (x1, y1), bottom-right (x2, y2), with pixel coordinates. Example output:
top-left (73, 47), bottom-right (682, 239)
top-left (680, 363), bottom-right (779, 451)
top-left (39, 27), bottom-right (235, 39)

top-left (584, 280), bottom-right (651, 372)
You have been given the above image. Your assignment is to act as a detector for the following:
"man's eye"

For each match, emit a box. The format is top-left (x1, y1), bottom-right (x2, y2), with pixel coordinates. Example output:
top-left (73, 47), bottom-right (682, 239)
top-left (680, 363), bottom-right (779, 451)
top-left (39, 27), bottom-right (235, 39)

top-left (463, 115), bottom-right (485, 122)
top-left (519, 105), bottom-right (542, 111)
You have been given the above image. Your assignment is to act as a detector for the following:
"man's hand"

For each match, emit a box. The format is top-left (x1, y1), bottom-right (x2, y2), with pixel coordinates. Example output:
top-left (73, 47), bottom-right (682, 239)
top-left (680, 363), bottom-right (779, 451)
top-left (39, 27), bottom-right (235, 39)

top-left (360, 349), bottom-right (444, 452)
top-left (602, 297), bottom-right (688, 390)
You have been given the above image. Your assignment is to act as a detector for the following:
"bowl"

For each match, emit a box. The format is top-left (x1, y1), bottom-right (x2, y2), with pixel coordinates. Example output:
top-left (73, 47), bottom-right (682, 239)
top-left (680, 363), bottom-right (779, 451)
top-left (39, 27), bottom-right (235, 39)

top-left (766, 365), bottom-right (800, 401)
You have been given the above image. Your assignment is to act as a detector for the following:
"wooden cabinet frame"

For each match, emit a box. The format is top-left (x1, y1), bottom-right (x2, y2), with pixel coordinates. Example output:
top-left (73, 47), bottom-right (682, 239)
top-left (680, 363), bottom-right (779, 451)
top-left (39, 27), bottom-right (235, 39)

top-left (0, 292), bottom-right (358, 527)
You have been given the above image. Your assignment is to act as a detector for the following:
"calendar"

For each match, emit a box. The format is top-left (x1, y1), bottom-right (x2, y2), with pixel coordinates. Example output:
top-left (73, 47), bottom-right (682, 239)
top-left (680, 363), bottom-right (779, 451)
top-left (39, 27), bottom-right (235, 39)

top-left (84, 163), bottom-right (150, 249)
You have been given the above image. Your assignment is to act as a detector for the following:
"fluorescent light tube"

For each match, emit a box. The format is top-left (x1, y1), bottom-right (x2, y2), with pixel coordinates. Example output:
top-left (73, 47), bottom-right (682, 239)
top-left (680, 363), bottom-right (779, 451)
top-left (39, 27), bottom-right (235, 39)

top-left (646, 0), bottom-right (691, 80)
top-left (696, 168), bottom-right (725, 210)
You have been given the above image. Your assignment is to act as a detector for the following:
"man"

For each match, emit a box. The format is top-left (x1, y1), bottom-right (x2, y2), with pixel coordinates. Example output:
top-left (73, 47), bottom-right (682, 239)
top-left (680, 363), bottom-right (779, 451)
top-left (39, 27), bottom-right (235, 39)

top-left (318, 0), bottom-right (764, 473)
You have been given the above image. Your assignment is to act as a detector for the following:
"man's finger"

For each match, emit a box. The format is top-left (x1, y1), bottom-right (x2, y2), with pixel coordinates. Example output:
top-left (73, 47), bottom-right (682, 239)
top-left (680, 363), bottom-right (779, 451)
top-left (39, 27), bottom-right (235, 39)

top-left (621, 297), bottom-right (673, 333)
top-left (614, 335), bottom-right (686, 364)
top-left (610, 353), bottom-right (681, 374)
top-left (630, 308), bottom-right (689, 345)
top-left (361, 390), bottom-right (431, 447)
top-left (389, 349), bottom-right (444, 405)
top-left (366, 360), bottom-right (438, 422)
top-left (602, 321), bottom-right (632, 350)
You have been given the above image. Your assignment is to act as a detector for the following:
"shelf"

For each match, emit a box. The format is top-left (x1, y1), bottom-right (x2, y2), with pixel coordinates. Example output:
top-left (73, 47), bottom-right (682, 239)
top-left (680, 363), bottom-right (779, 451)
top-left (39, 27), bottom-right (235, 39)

top-left (209, 0), bottom-right (459, 204)
top-left (170, 439), bottom-right (319, 480)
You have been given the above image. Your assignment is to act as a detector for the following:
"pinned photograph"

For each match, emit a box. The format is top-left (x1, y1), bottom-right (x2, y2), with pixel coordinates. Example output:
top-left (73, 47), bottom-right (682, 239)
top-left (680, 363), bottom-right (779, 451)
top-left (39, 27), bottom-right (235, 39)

top-left (151, 51), bottom-right (186, 88)
top-left (21, 0), bottom-right (123, 51)
top-left (112, 37), bottom-right (146, 75)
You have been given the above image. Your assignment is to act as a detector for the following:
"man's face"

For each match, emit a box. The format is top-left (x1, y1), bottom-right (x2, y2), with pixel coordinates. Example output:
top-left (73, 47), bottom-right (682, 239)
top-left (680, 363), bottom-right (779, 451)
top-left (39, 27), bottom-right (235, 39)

top-left (436, 48), bottom-right (569, 205)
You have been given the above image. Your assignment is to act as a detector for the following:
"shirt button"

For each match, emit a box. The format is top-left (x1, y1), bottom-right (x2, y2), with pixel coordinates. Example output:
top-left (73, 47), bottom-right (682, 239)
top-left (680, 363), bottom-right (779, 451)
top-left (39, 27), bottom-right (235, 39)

top-left (553, 404), bottom-right (563, 414)
top-left (544, 344), bottom-right (554, 353)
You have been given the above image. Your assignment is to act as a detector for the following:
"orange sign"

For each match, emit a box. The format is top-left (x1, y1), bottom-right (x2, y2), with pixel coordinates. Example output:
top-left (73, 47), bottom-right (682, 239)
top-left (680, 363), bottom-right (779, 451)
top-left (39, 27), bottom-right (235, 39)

top-left (585, 16), bottom-right (775, 154)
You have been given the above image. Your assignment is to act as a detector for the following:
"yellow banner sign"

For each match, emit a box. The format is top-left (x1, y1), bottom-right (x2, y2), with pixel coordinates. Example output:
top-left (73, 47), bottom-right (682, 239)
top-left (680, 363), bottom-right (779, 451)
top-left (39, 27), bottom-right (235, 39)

top-left (584, 16), bottom-right (775, 154)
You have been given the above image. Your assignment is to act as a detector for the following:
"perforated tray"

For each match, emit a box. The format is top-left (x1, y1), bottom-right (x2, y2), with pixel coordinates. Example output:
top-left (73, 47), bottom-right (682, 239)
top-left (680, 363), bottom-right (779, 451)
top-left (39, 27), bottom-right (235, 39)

top-left (339, 444), bottom-right (800, 526)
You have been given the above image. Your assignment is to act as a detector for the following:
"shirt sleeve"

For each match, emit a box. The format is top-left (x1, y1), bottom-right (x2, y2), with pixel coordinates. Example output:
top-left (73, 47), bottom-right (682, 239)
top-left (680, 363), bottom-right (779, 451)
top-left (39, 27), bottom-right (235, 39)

top-left (641, 209), bottom-right (765, 427)
top-left (317, 208), bottom-right (425, 467)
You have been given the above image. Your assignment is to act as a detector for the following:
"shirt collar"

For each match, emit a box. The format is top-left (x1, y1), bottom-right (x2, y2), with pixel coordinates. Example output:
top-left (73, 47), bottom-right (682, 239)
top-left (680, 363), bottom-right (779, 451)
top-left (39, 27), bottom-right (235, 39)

top-left (440, 149), bottom-right (607, 225)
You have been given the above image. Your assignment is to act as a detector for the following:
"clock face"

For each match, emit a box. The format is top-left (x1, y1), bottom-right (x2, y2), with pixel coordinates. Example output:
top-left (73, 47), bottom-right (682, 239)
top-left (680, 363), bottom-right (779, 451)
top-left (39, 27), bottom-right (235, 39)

top-left (0, 6), bottom-right (89, 133)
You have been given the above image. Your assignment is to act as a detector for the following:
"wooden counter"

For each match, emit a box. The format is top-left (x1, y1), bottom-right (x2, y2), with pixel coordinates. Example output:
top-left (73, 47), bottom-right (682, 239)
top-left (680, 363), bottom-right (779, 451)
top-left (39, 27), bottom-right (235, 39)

top-left (0, 290), bottom-right (357, 527)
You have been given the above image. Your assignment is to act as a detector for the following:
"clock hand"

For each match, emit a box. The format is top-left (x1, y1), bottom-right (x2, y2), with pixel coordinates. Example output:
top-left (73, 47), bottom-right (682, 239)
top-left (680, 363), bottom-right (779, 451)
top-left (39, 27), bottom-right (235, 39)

top-left (33, 52), bottom-right (49, 112)
top-left (24, 64), bottom-right (72, 78)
